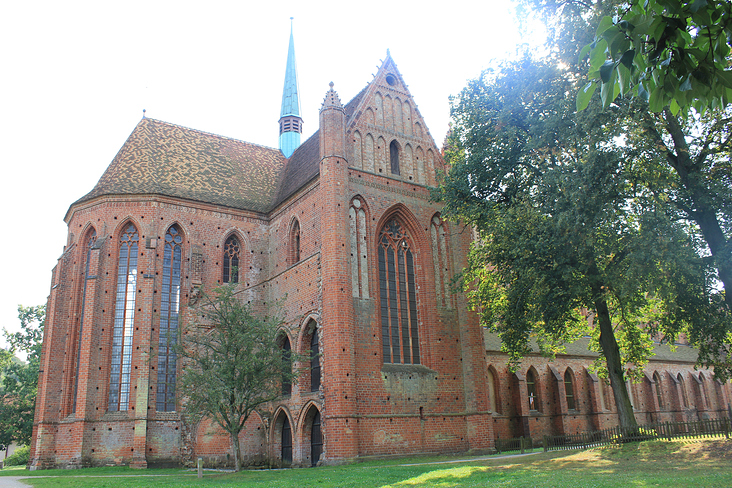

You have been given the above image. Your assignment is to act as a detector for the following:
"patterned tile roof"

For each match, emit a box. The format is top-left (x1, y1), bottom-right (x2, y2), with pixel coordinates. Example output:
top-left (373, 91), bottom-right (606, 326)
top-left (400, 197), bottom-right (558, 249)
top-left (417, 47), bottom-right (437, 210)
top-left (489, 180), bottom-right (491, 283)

top-left (73, 118), bottom-right (286, 213)
top-left (274, 130), bottom-right (320, 206)
top-left (73, 86), bottom-right (371, 215)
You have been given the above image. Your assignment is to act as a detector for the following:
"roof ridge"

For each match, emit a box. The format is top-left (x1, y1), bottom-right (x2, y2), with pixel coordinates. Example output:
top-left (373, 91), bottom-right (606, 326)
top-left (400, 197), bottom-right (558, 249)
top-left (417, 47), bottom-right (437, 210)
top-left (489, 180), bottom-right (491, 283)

top-left (143, 117), bottom-right (282, 152)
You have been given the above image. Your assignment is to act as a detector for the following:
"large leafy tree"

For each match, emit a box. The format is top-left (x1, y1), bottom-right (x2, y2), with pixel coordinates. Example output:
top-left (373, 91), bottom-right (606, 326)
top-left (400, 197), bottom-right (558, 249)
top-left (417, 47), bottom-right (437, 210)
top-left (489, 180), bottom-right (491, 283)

top-left (580, 0), bottom-right (732, 114)
top-left (440, 0), bottom-right (730, 429)
top-left (177, 286), bottom-right (297, 471)
top-left (530, 0), bottom-right (732, 370)
top-left (0, 305), bottom-right (45, 448)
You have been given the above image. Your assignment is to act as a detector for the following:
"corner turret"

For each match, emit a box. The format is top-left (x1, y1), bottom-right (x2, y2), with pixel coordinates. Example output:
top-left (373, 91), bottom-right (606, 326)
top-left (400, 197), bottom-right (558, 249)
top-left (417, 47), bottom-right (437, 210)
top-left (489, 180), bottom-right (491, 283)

top-left (319, 82), bottom-right (346, 159)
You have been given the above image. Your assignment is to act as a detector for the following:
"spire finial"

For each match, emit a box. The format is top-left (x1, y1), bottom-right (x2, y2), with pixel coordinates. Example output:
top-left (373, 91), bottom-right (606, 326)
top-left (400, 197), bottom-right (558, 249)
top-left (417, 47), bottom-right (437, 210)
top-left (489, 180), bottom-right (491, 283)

top-left (329, 81), bottom-right (334, 90)
top-left (387, 48), bottom-right (391, 56)
top-left (142, 109), bottom-right (146, 119)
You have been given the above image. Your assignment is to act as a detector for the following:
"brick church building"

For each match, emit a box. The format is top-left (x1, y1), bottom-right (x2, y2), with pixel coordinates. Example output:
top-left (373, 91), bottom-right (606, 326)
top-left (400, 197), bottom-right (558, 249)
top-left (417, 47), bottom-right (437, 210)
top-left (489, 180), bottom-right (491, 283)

top-left (30, 28), bottom-right (731, 469)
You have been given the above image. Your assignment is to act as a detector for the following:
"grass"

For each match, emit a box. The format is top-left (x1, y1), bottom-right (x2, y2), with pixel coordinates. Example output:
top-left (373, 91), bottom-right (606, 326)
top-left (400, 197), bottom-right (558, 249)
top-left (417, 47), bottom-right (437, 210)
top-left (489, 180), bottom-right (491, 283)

top-left (2, 438), bottom-right (731, 487)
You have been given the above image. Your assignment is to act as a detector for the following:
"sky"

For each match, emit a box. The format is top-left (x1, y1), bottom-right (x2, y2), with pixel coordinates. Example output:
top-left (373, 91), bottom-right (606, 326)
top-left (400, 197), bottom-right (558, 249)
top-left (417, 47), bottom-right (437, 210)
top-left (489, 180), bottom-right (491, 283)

top-left (0, 0), bottom-right (542, 345)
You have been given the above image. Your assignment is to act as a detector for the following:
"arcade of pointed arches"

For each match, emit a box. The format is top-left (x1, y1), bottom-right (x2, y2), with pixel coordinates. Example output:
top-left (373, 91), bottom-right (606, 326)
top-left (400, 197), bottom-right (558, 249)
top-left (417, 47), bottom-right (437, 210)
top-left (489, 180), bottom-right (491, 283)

top-left (487, 363), bottom-right (730, 433)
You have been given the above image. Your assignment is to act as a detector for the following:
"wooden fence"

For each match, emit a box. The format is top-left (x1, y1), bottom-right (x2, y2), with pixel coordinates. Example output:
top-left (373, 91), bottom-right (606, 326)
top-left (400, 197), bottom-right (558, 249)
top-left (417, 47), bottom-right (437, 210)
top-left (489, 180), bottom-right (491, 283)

top-left (542, 417), bottom-right (731, 452)
top-left (495, 436), bottom-right (534, 454)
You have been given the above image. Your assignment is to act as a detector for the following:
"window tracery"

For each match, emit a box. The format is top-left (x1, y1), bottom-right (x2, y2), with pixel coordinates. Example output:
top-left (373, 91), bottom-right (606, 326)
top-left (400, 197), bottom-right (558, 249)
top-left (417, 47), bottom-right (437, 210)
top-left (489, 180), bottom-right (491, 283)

top-left (379, 218), bottom-right (419, 364)
top-left (109, 224), bottom-right (138, 411)
top-left (157, 225), bottom-right (182, 412)
top-left (223, 235), bottom-right (240, 284)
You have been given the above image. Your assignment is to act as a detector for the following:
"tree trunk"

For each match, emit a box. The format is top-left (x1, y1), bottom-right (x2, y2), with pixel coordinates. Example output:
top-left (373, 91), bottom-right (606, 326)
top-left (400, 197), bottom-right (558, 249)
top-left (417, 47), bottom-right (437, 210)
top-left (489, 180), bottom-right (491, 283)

top-left (594, 291), bottom-right (638, 430)
top-left (661, 109), bottom-right (732, 311)
top-left (230, 430), bottom-right (242, 472)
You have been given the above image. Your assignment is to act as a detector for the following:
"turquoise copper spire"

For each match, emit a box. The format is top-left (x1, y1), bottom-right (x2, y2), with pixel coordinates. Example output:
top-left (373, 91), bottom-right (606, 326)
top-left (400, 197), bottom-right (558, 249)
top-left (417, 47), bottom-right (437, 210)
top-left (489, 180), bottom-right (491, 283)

top-left (279, 18), bottom-right (302, 158)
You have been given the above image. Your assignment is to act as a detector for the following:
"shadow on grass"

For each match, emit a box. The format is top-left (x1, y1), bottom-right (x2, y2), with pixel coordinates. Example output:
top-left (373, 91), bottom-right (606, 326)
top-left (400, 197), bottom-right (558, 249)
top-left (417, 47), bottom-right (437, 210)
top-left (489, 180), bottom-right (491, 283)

top-left (11, 439), bottom-right (732, 488)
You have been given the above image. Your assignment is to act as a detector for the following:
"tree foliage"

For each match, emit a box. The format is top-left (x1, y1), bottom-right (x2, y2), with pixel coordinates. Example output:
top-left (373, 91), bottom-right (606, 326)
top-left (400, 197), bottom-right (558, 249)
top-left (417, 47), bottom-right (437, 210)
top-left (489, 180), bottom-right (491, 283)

top-left (580, 0), bottom-right (732, 114)
top-left (177, 286), bottom-right (297, 471)
top-left (0, 305), bottom-right (45, 448)
top-left (440, 0), bottom-right (731, 428)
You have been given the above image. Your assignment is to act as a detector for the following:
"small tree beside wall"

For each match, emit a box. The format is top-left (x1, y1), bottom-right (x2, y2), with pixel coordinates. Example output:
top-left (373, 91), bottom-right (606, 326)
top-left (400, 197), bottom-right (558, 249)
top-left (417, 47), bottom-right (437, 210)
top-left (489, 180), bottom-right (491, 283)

top-left (177, 285), bottom-right (298, 471)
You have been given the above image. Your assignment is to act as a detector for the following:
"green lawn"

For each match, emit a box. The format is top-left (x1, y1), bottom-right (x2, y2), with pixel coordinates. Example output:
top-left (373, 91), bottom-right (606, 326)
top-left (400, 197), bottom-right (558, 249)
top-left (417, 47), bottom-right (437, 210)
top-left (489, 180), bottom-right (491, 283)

top-left (3, 438), bottom-right (731, 487)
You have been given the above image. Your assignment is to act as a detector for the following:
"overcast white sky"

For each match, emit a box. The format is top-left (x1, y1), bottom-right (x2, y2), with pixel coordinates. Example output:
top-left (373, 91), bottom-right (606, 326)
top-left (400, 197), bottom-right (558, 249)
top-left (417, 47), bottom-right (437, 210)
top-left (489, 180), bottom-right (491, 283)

top-left (0, 1), bottom-right (543, 344)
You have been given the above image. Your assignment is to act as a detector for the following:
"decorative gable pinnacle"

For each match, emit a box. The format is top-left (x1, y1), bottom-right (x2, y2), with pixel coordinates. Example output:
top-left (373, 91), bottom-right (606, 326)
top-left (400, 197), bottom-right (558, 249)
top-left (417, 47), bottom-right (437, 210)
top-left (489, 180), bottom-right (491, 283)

top-left (320, 82), bottom-right (344, 112)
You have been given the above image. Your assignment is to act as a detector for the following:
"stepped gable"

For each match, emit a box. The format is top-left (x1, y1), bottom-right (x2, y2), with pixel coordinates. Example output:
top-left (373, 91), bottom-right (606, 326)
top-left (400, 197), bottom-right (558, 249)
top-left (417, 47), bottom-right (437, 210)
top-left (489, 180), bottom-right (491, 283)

top-left (70, 117), bottom-right (286, 215)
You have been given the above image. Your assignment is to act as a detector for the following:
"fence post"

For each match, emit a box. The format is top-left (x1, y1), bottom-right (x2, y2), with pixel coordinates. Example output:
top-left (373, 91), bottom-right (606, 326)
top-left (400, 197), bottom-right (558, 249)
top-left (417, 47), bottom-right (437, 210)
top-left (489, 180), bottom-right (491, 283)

top-left (543, 435), bottom-right (548, 452)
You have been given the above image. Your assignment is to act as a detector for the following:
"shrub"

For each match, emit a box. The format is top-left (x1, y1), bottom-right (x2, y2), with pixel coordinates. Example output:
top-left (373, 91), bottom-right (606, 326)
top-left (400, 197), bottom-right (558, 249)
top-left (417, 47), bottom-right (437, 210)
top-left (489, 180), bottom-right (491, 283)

top-left (4, 445), bottom-right (30, 466)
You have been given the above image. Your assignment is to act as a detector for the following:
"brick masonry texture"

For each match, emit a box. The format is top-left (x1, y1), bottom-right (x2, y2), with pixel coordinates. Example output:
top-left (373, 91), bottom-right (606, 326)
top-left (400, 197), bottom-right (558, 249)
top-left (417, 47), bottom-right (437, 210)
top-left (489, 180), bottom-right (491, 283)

top-left (30, 54), bottom-right (731, 470)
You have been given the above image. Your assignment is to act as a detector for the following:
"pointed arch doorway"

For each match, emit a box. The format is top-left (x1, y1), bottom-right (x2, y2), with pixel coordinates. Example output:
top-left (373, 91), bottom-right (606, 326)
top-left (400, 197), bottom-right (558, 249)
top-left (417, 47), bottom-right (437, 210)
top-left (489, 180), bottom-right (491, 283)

top-left (311, 410), bottom-right (322, 466)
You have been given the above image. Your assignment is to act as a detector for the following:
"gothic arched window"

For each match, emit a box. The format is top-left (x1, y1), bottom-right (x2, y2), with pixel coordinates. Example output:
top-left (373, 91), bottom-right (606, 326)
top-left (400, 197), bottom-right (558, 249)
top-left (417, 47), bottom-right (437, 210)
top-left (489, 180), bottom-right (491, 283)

top-left (349, 198), bottom-right (369, 298)
top-left (223, 235), bottom-right (240, 283)
top-left (109, 223), bottom-right (139, 411)
top-left (626, 379), bottom-right (636, 410)
top-left (564, 369), bottom-right (576, 411)
top-left (310, 409), bottom-right (322, 467)
top-left (310, 327), bottom-right (320, 391)
top-left (281, 415), bottom-right (292, 463)
top-left (487, 367), bottom-right (498, 413)
top-left (430, 215), bottom-right (451, 308)
top-left (73, 228), bottom-right (96, 413)
top-left (526, 368), bottom-right (539, 411)
top-left (653, 372), bottom-right (664, 410)
top-left (281, 336), bottom-right (292, 396)
top-left (379, 218), bottom-right (419, 364)
top-left (678, 373), bottom-right (689, 408)
top-left (157, 225), bottom-right (183, 412)
top-left (290, 220), bottom-right (301, 265)
top-left (389, 140), bottom-right (400, 175)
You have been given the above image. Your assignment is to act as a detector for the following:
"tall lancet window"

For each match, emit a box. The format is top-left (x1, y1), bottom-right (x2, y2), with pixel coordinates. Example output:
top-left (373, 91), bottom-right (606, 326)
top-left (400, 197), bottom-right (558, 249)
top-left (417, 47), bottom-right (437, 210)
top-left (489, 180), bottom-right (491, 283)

top-left (73, 228), bottom-right (96, 413)
top-left (349, 198), bottom-right (369, 298)
top-left (379, 218), bottom-right (420, 364)
top-left (310, 327), bottom-right (321, 391)
top-left (290, 219), bottom-right (301, 265)
top-left (430, 215), bottom-right (451, 308)
top-left (157, 225), bottom-right (183, 412)
top-left (389, 140), bottom-right (400, 175)
top-left (223, 235), bottom-right (240, 284)
top-left (109, 224), bottom-right (138, 411)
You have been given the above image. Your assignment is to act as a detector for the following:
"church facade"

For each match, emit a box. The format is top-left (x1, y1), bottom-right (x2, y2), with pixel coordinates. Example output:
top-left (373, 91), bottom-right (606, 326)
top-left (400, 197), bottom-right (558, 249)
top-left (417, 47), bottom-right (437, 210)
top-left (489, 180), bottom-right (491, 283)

top-left (30, 32), bottom-right (731, 469)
